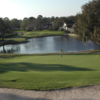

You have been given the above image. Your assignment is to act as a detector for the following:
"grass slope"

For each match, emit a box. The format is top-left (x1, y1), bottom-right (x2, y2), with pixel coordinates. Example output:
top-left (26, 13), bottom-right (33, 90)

top-left (0, 54), bottom-right (100, 90)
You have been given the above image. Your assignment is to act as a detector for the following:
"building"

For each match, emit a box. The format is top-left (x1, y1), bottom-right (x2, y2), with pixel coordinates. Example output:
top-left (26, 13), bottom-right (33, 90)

top-left (59, 23), bottom-right (76, 33)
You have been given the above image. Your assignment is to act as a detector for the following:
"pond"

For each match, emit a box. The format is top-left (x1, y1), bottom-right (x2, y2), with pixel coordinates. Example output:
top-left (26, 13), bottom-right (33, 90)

top-left (0, 35), bottom-right (100, 54)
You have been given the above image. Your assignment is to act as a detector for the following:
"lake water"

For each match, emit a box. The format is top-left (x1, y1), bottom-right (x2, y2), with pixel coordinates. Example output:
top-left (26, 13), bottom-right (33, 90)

top-left (0, 35), bottom-right (100, 54)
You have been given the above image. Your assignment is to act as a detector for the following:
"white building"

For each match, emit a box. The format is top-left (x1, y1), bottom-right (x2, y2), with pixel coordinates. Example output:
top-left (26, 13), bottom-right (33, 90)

top-left (59, 23), bottom-right (76, 33)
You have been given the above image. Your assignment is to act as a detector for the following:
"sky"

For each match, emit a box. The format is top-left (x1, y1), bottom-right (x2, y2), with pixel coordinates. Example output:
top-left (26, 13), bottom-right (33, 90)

top-left (0, 0), bottom-right (92, 20)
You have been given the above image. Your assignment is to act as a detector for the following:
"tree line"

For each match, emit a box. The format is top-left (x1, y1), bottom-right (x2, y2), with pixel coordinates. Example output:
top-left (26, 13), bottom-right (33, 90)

top-left (21, 15), bottom-right (76, 31)
top-left (0, 15), bottom-right (76, 31)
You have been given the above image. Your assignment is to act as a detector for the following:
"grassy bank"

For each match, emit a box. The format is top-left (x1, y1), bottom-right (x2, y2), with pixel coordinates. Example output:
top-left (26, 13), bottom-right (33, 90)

top-left (0, 30), bottom-right (63, 45)
top-left (24, 30), bottom-right (63, 38)
top-left (0, 53), bottom-right (100, 90)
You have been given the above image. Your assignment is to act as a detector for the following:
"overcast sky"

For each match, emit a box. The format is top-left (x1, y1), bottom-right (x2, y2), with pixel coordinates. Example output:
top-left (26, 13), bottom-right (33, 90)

top-left (0, 0), bottom-right (92, 20)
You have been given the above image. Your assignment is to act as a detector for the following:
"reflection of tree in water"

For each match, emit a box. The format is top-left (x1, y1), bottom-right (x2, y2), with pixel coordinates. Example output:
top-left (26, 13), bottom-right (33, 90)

top-left (0, 45), bottom-right (20, 53)
top-left (82, 37), bottom-right (87, 46)
top-left (79, 36), bottom-right (100, 46)
top-left (24, 45), bottom-right (31, 49)
top-left (96, 41), bottom-right (100, 45)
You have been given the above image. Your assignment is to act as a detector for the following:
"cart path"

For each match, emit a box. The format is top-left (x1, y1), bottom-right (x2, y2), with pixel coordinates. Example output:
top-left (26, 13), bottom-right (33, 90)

top-left (0, 85), bottom-right (100, 100)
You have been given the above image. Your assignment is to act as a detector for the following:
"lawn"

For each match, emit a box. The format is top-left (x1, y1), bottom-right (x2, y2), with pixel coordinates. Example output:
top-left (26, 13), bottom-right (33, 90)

top-left (0, 53), bottom-right (100, 90)
top-left (24, 30), bottom-right (63, 38)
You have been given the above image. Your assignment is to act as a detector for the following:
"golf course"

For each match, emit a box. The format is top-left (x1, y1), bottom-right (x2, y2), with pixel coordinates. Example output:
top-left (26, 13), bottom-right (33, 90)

top-left (0, 53), bottom-right (100, 90)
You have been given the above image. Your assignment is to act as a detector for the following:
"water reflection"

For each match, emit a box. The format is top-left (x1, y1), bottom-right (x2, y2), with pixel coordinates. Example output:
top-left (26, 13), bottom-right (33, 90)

top-left (0, 36), bottom-right (100, 54)
top-left (0, 45), bottom-right (20, 53)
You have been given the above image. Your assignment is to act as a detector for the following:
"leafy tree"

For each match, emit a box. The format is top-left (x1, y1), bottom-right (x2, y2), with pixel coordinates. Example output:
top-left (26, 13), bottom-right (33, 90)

top-left (28, 17), bottom-right (35, 24)
top-left (52, 18), bottom-right (63, 30)
top-left (26, 17), bottom-right (35, 31)
top-left (50, 16), bottom-right (55, 22)
top-left (11, 18), bottom-right (21, 30)
top-left (34, 15), bottom-right (44, 30)
top-left (0, 18), bottom-right (5, 40)
top-left (0, 17), bottom-right (12, 41)
top-left (74, 0), bottom-right (100, 41)
top-left (21, 17), bottom-right (29, 31)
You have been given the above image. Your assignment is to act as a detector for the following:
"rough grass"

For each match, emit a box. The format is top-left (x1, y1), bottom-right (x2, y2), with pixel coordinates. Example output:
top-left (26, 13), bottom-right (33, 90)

top-left (10, 38), bottom-right (26, 42)
top-left (0, 53), bottom-right (100, 90)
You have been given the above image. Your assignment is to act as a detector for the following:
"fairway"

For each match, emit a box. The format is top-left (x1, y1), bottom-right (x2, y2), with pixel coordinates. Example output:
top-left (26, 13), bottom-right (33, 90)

top-left (0, 54), bottom-right (100, 90)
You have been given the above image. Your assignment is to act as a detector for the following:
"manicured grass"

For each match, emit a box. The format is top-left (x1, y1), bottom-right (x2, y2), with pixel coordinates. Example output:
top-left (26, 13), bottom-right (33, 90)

top-left (24, 30), bottom-right (63, 38)
top-left (0, 53), bottom-right (100, 90)
top-left (10, 38), bottom-right (26, 42)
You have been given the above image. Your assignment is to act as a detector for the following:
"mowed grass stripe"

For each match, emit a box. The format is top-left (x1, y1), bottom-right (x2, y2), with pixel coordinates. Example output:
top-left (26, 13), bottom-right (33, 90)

top-left (0, 54), bottom-right (100, 90)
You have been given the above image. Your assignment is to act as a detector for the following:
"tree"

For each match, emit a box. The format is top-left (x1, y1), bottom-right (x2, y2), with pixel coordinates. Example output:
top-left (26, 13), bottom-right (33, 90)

top-left (3, 17), bottom-right (12, 34)
top-left (52, 18), bottom-right (63, 30)
top-left (21, 17), bottom-right (29, 31)
top-left (11, 18), bottom-right (21, 30)
top-left (34, 15), bottom-right (44, 30)
top-left (50, 16), bottom-right (55, 22)
top-left (0, 17), bottom-right (12, 41)
top-left (0, 18), bottom-right (5, 40)
top-left (28, 17), bottom-right (35, 25)
top-left (74, 0), bottom-right (100, 41)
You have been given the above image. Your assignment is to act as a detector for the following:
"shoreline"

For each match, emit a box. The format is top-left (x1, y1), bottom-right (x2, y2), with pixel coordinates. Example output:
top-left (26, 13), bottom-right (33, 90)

top-left (63, 33), bottom-right (78, 37)
top-left (26, 34), bottom-right (62, 39)
top-left (0, 49), bottom-right (100, 55)
top-left (0, 33), bottom-right (79, 46)
top-left (0, 34), bottom-right (63, 46)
